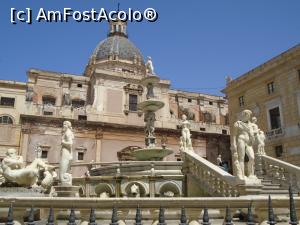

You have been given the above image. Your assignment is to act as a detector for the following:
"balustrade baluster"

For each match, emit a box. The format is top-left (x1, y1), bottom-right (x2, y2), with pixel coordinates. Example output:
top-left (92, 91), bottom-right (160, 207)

top-left (89, 208), bottom-right (97, 225)
top-left (27, 206), bottom-right (35, 225)
top-left (68, 208), bottom-right (76, 225)
top-left (179, 207), bottom-right (187, 225)
top-left (46, 208), bottom-right (54, 225)
top-left (135, 205), bottom-right (142, 225)
top-left (110, 206), bottom-right (118, 225)
top-left (201, 208), bottom-right (210, 225)
top-left (223, 206), bottom-right (233, 225)
top-left (6, 204), bottom-right (14, 225)
top-left (158, 207), bottom-right (166, 225)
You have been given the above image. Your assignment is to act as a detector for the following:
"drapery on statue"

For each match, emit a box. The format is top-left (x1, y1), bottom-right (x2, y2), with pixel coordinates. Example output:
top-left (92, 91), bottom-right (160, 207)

top-left (0, 148), bottom-right (55, 189)
top-left (179, 114), bottom-right (193, 151)
top-left (145, 56), bottom-right (154, 74)
top-left (59, 121), bottom-right (74, 186)
top-left (231, 109), bottom-right (265, 181)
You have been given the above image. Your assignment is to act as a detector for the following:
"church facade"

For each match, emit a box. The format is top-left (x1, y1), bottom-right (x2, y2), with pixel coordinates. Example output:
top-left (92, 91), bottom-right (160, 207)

top-left (0, 20), bottom-right (230, 176)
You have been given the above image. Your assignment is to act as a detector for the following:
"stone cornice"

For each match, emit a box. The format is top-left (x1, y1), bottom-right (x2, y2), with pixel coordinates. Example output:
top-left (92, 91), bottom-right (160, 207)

top-left (223, 44), bottom-right (300, 94)
top-left (19, 114), bottom-right (229, 139)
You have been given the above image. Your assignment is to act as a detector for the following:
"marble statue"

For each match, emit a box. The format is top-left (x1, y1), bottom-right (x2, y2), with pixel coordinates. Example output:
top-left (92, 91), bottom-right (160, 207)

top-left (25, 86), bottom-right (34, 102)
top-left (163, 191), bottom-right (175, 197)
top-left (145, 56), bottom-right (154, 74)
top-left (144, 111), bottom-right (156, 138)
top-left (99, 191), bottom-right (110, 198)
top-left (225, 75), bottom-right (233, 85)
top-left (257, 130), bottom-right (266, 155)
top-left (179, 114), bottom-right (193, 151)
top-left (217, 154), bottom-right (223, 166)
top-left (59, 121), bottom-right (74, 186)
top-left (130, 184), bottom-right (140, 197)
top-left (0, 148), bottom-right (55, 189)
top-left (231, 110), bottom-right (258, 181)
top-left (63, 91), bottom-right (71, 106)
top-left (251, 117), bottom-right (266, 155)
top-left (35, 144), bottom-right (42, 159)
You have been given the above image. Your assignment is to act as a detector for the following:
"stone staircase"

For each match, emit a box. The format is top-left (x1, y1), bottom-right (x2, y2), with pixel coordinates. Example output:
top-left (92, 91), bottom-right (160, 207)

top-left (181, 150), bottom-right (300, 197)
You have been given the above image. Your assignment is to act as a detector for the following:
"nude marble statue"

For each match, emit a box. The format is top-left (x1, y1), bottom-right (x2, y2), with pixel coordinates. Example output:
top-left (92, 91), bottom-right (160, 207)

top-left (145, 56), bottom-right (154, 74)
top-left (59, 121), bottom-right (74, 186)
top-left (179, 114), bottom-right (193, 151)
top-left (231, 110), bottom-right (258, 181)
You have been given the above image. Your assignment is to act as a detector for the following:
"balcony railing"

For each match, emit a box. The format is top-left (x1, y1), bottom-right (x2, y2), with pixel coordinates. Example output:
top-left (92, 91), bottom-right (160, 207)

top-left (266, 127), bottom-right (284, 139)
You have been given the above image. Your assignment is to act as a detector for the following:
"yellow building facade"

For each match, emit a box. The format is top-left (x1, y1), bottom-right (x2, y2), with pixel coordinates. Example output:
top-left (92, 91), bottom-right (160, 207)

top-left (223, 44), bottom-right (300, 165)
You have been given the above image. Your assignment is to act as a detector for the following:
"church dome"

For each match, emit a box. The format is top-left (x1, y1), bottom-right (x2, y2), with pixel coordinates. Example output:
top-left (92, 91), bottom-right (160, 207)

top-left (93, 35), bottom-right (144, 63)
top-left (92, 20), bottom-right (144, 64)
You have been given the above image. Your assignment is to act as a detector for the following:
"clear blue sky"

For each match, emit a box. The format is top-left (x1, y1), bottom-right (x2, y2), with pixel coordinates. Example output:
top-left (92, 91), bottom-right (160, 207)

top-left (1, 1), bottom-right (299, 95)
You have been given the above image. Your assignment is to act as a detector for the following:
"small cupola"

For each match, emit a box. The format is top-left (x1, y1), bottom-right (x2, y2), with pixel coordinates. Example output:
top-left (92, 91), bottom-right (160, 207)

top-left (108, 20), bottom-right (128, 38)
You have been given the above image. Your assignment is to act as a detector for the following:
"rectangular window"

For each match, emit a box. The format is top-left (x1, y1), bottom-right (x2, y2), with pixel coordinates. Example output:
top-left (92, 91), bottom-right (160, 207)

top-left (267, 82), bottom-right (275, 94)
top-left (275, 145), bottom-right (283, 157)
top-left (298, 70), bottom-right (300, 81)
top-left (200, 127), bottom-right (206, 131)
top-left (238, 96), bottom-right (244, 107)
top-left (0, 97), bottom-right (15, 107)
top-left (41, 151), bottom-right (48, 159)
top-left (78, 115), bottom-right (87, 121)
top-left (269, 107), bottom-right (281, 129)
top-left (78, 152), bottom-right (84, 161)
top-left (129, 94), bottom-right (138, 111)
top-left (222, 129), bottom-right (228, 135)
top-left (209, 101), bottom-right (213, 105)
top-left (43, 111), bottom-right (53, 116)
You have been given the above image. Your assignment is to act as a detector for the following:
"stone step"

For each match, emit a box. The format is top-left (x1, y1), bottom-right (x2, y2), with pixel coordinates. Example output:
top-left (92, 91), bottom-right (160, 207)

top-left (260, 189), bottom-right (289, 194)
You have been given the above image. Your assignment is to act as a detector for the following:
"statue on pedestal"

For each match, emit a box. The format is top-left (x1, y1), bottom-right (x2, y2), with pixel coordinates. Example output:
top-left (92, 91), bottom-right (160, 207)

top-left (0, 148), bottom-right (55, 190)
top-left (59, 121), bottom-right (74, 186)
top-left (231, 110), bottom-right (262, 182)
top-left (179, 114), bottom-right (193, 151)
top-left (145, 56), bottom-right (154, 74)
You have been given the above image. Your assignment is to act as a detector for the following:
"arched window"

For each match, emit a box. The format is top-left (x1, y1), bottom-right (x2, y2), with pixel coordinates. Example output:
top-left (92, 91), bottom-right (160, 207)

top-left (42, 96), bottom-right (56, 106)
top-left (0, 115), bottom-right (13, 124)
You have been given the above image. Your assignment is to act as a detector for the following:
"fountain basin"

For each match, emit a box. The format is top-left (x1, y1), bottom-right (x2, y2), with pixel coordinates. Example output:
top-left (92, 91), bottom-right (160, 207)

top-left (138, 99), bottom-right (164, 112)
top-left (131, 148), bottom-right (173, 161)
top-left (141, 75), bottom-right (160, 86)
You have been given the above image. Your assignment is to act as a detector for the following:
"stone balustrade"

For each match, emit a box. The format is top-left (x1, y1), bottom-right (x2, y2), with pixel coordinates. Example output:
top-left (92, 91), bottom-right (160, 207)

top-left (181, 150), bottom-right (241, 197)
top-left (259, 154), bottom-right (300, 192)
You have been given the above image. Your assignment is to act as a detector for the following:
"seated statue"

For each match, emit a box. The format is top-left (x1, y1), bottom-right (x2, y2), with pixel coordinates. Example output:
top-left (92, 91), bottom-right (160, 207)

top-left (0, 148), bottom-right (55, 189)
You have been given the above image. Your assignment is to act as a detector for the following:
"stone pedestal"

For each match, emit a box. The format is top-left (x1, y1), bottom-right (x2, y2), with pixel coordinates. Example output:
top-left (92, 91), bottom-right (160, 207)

top-left (53, 185), bottom-right (80, 197)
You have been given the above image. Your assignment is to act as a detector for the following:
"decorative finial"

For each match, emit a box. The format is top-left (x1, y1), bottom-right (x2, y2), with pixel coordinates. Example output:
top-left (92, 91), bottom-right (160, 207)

top-left (117, 3), bottom-right (120, 12)
top-left (289, 186), bottom-right (298, 225)
top-left (268, 195), bottom-right (277, 225)
top-left (6, 203), bottom-right (14, 225)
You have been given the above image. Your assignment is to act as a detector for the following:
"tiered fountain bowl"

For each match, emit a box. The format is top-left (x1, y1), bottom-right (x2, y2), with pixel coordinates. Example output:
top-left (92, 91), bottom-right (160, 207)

top-left (131, 74), bottom-right (173, 161)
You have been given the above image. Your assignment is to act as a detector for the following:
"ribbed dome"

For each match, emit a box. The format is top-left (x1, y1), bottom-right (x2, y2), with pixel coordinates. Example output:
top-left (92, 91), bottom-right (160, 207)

top-left (93, 35), bottom-right (144, 63)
